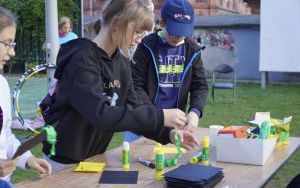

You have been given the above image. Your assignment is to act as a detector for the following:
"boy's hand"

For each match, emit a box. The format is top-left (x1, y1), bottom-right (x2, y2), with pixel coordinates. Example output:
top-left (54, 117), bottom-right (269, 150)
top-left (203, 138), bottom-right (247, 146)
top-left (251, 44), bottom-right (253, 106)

top-left (184, 111), bottom-right (199, 133)
top-left (163, 109), bottom-right (187, 129)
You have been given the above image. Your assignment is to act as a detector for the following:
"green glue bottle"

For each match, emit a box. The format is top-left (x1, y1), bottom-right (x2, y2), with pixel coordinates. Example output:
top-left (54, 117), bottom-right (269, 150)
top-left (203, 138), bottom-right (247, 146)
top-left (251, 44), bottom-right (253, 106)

top-left (259, 121), bottom-right (271, 139)
top-left (155, 148), bottom-right (164, 181)
top-left (122, 142), bottom-right (130, 170)
top-left (190, 151), bottom-right (202, 164)
top-left (201, 136), bottom-right (210, 165)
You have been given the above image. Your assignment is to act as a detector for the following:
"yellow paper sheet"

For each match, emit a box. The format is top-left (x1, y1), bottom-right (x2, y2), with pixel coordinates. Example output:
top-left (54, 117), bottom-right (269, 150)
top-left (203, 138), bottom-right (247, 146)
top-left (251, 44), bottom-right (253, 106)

top-left (74, 162), bottom-right (105, 172)
top-left (154, 147), bottom-right (186, 154)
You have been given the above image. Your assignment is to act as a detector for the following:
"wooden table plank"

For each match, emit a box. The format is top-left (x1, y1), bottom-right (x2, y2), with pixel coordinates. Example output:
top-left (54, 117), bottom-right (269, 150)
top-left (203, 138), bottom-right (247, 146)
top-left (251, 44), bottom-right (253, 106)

top-left (17, 128), bottom-right (300, 188)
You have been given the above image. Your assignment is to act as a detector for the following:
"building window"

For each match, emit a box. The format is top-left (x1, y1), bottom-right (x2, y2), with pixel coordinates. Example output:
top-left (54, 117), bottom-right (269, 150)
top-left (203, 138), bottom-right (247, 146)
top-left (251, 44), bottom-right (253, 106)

top-left (233, 0), bottom-right (237, 9)
top-left (219, 0), bottom-right (223, 6)
top-left (196, 0), bottom-right (207, 3)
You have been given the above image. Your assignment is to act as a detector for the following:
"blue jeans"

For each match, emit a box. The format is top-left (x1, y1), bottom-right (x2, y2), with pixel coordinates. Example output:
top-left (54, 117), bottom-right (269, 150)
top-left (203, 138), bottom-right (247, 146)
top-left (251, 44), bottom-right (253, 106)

top-left (123, 131), bottom-right (140, 142)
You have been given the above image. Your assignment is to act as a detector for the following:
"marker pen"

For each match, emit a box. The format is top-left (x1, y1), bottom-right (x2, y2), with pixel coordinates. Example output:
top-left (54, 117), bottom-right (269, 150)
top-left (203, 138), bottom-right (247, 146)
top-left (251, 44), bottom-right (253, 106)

top-left (137, 156), bottom-right (155, 169)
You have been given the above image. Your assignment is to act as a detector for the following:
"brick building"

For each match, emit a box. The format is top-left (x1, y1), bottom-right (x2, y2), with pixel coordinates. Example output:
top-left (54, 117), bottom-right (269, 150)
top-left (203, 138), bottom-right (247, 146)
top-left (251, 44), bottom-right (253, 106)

top-left (83, 0), bottom-right (256, 18)
top-left (153, 0), bottom-right (252, 16)
top-left (244, 0), bottom-right (260, 14)
top-left (83, 0), bottom-right (104, 17)
top-left (82, 0), bottom-right (259, 38)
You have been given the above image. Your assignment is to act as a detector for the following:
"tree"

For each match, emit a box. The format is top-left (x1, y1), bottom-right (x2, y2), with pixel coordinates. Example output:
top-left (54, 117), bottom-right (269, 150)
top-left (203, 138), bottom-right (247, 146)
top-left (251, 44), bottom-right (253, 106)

top-left (0, 0), bottom-right (78, 67)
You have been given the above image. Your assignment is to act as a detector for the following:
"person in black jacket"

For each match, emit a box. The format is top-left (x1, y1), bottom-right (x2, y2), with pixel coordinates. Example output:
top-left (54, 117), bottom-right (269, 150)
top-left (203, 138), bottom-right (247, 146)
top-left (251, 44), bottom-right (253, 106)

top-left (124, 0), bottom-right (208, 142)
top-left (41, 0), bottom-right (199, 172)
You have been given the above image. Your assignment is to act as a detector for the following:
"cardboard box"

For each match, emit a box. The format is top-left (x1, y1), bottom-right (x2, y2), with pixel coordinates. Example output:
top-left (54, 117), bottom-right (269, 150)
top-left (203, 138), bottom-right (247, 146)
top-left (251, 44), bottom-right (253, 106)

top-left (216, 136), bottom-right (277, 165)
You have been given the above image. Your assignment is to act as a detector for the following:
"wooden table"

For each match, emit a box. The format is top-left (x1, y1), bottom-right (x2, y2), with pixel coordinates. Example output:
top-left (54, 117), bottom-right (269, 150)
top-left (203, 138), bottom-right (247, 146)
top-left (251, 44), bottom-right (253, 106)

top-left (17, 128), bottom-right (300, 188)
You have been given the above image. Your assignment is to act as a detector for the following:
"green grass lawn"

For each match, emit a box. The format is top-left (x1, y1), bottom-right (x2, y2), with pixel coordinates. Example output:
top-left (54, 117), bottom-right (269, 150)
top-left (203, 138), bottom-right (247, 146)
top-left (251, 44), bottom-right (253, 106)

top-left (5, 75), bottom-right (300, 187)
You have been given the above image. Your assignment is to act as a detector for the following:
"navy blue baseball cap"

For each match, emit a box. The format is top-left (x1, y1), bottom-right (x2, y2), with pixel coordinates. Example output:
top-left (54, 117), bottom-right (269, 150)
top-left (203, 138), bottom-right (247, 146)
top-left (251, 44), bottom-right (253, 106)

top-left (161, 0), bottom-right (194, 37)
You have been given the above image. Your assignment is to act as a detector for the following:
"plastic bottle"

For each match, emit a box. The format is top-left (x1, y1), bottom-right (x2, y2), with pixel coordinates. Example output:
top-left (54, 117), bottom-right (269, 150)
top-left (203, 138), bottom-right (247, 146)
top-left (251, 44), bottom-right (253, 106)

top-left (155, 148), bottom-right (164, 181)
top-left (259, 121), bottom-right (271, 139)
top-left (210, 145), bottom-right (217, 166)
top-left (201, 136), bottom-right (210, 165)
top-left (190, 151), bottom-right (202, 164)
top-left (122, 142), bottom-right (130, 170)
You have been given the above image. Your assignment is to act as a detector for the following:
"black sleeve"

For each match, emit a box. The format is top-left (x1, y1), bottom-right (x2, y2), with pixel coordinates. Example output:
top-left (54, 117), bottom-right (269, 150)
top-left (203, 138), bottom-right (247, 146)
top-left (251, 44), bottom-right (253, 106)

top-left (138, 127), bottom-right (172, 145)
top-left (189, 54), bottom-right (208, 115)
top-left (68, 52), bottom-right (164, 133)
top-left (125, 63), bottom-right (140, 108)
top-left (131, 44), bottom-right (154, 105)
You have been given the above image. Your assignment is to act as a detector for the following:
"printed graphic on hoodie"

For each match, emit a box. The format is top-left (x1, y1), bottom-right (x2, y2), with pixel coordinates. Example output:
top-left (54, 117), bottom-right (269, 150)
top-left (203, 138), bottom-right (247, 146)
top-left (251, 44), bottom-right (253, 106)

top-left (103, 79), bottom-right (120, 106)
top-left (155, 39), bottom-right (185, 109)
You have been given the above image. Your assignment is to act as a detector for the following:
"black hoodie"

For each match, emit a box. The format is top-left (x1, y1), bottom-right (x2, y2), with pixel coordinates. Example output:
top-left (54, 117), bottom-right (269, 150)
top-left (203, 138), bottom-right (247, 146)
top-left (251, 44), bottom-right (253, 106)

top-left (42, 38), bottom-right (171, 164)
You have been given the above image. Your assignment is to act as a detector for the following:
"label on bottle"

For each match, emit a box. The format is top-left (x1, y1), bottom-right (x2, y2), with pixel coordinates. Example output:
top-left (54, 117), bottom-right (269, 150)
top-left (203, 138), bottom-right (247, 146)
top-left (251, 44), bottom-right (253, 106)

top-left (155, 149), bottom-right (164, 180)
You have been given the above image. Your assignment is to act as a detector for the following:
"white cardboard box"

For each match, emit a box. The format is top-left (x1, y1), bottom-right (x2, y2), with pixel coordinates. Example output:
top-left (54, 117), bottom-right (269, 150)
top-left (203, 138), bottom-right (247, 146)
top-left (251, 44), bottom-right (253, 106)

top-left (216, 136), bottom-right (277, 165)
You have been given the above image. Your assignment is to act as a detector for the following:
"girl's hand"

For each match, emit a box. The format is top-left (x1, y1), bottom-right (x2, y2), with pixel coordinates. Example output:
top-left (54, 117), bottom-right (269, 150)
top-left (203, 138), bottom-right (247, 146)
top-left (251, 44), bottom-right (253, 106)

top-left (169, 129), bottom-right (199, 151)
top-left (26, 156), bottom-right (52, 177)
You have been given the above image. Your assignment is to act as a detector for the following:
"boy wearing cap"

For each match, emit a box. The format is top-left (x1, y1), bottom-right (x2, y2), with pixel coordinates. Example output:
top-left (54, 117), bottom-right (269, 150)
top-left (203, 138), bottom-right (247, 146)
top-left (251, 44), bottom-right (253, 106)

top-left (124, 0), bottom-right (208, 142)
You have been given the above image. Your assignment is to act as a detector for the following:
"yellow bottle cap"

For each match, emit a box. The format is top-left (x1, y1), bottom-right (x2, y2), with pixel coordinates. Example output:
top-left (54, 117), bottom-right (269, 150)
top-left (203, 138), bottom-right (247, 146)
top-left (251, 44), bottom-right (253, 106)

top-left (155, 173), bottom-right (164, 181)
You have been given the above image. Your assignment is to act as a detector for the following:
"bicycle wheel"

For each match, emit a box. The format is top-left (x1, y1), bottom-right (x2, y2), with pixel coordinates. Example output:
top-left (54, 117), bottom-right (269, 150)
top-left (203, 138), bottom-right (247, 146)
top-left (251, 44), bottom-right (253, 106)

top-left (12, 63), bottom-right (56, 132)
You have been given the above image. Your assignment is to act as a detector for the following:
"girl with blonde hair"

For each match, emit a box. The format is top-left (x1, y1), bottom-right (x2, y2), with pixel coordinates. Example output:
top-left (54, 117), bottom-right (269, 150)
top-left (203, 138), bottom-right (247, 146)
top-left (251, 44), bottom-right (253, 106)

top-left (41, 0), bottom-right (198, 172)
top-left (58, 16), bottom-right (78, 44)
